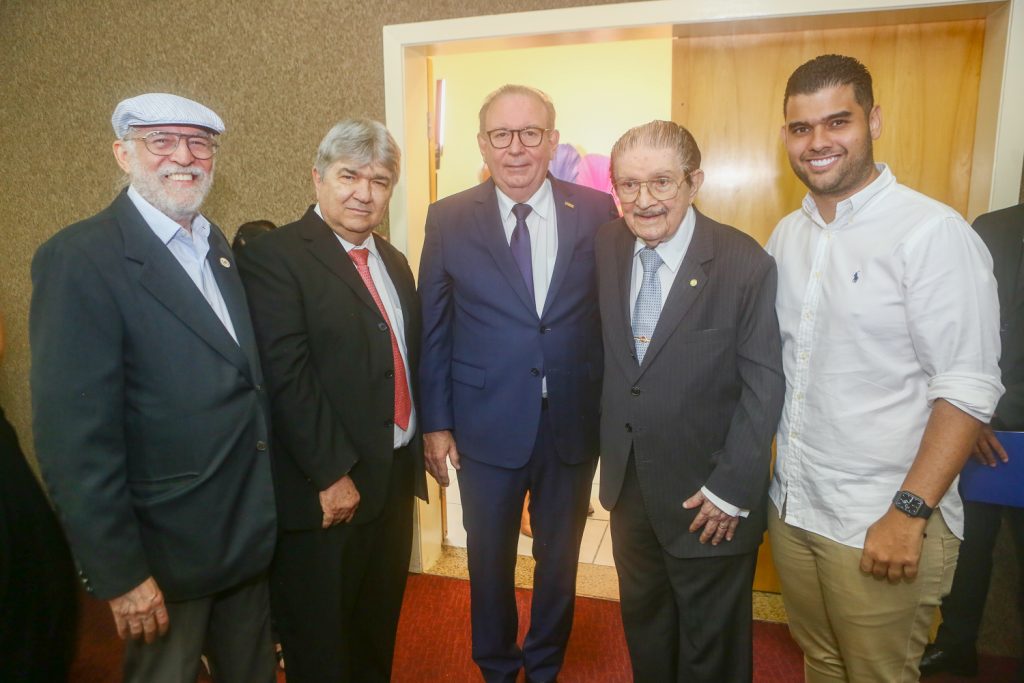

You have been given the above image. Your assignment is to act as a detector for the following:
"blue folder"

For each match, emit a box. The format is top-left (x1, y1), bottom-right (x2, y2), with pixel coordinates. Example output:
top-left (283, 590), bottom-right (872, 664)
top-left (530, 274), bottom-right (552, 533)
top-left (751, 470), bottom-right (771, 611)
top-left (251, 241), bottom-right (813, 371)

top-left (959, 431), bottom-right (1024, 508)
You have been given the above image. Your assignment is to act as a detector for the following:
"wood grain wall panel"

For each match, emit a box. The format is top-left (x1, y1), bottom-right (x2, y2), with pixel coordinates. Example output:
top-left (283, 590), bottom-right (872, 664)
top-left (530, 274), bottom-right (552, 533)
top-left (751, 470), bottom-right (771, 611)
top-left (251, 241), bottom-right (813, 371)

top-left (672, 19), bottom-right (985, 246)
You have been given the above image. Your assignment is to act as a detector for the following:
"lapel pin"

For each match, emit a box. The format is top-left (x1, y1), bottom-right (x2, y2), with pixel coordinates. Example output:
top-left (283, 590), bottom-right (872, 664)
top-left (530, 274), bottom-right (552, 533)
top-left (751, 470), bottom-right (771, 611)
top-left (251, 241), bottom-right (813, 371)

top-left (564, 201), bottom-right (575, 209)
top-left (689, 278), bottom-right (698, 287)
top-left (219, 257), bottom-right (231, 268)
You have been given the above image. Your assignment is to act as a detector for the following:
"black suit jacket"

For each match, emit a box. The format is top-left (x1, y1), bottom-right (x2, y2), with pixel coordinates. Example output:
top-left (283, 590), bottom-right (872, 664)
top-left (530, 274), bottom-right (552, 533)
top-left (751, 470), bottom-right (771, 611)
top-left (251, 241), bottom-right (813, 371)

top-left (237, 207), bottom-right (427, 531)
top-left (974, 203), bottom-right (1024, 429)
top-left (30, 191), bottom-right (276, 601)
top-left (597, 209), bottom-right (785, 558)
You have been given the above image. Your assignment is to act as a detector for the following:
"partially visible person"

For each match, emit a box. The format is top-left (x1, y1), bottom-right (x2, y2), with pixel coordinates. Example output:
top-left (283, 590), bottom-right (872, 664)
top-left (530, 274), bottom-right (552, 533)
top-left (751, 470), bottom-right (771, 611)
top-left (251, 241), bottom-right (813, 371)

top-left (30, 93), bottom-right (277, 683)
top-left (238, 118), bottom-right (427, 683)
top-left (767, 54), bottom-right (1004, 682)
top-left (920, 201), bottom-right (1024, 680)
top-left (0, 311), bottom-right (78, 682)
top-left (231, 219), bottom-right (277, 252)
top-left (418, 84), bottom-right (618, 683)
top-left (597, 120), bottom-right (784, 682)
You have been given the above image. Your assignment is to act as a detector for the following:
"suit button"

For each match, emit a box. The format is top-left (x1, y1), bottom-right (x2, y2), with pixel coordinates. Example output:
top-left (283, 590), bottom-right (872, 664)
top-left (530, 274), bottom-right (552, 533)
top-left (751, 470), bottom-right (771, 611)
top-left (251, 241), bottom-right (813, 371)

top-left (540, 326), bottom-right (551, 334)
top-left (378, 322), bottom-right (388, 332)
top-left (625, 423), bottom-right (633, 432)
top-left (630, 386), bottom-right (641, 396)
top-left (254, 383), bottom-right (263, 392)
top-left (256, 440), bottom-right (268, 451)
top-left (530, 368), bottom-right (540, 377)
top-left (384, 419), bottom-right (393, 428)
top-left (385, 369), bottom-right (394, 379)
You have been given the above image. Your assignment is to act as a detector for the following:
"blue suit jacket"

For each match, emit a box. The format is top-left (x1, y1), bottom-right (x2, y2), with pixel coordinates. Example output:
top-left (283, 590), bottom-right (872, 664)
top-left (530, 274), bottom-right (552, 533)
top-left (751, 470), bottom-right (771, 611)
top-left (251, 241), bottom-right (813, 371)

top-left (418, 178), bottom-right (618, 468)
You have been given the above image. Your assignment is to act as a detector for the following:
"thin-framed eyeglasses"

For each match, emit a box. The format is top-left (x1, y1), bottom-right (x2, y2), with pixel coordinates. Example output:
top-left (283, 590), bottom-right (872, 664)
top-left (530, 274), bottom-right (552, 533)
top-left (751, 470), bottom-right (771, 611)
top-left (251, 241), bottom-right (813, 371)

top-left (129, 131), bottom-right (220, 160)
top-left (613, 175), bottom-right (688, 203)
top-left (484, 127), bottom-right (551, 149)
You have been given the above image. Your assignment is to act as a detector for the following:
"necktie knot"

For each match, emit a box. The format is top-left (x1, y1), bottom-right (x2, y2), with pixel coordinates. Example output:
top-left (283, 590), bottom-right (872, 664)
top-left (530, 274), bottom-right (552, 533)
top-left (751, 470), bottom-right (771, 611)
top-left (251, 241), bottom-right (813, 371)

top-left (512, 203), bottom-right (533, 223)
top-left (639, 247), bottom-right (662, 273)
top-left (349, 248), bottom-right (370, 267)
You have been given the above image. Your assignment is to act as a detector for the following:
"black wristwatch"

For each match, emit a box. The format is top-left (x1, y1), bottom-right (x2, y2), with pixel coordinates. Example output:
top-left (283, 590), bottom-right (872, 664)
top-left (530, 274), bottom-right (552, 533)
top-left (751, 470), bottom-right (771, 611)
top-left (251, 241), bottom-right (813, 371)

top-left (892, 490), bottom-right (933, 519)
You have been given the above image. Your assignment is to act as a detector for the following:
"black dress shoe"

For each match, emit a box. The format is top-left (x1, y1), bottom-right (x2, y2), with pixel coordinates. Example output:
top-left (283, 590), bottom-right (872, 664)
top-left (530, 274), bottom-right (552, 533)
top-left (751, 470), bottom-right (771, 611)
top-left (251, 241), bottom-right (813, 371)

top-left (919, 643), bottom-right (979, 677)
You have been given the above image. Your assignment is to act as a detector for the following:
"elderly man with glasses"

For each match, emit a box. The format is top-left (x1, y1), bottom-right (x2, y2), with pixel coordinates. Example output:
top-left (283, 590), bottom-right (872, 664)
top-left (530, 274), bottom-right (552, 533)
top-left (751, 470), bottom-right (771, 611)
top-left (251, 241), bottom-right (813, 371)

top-left (418, 84), bottom-right (618, 683)
top-left (30, 93), bottom-right (277, 683)
top-left (596, 120), bottom-right (785, 683)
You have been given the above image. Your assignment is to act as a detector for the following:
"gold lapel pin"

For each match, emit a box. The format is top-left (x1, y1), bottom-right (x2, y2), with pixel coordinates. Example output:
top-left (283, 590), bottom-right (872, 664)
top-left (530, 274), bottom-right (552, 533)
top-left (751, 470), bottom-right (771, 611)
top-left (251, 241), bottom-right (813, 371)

top-left (564, 201), bottom-right (575, 209)
top-left (689, 278), bottom-right (698, 287)
top-left (219, 257), bottom-right (231, 268)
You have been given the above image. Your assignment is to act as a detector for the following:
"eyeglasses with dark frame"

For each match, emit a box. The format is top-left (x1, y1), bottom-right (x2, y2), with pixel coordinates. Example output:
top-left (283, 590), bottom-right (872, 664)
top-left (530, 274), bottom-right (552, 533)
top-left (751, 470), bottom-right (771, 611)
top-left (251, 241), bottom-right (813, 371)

top-left (613, 175), bottom-right (689, 203)
top-left (484, 127), bottom-right (551, 149)
top-left (129, 131), bottom-right (220, 160)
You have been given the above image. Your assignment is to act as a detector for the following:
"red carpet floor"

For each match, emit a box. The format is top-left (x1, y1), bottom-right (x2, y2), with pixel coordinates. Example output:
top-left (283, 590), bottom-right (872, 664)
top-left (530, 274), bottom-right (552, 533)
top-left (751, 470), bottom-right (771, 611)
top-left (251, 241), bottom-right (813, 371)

top-left (69, 573), bottom-right (1020, 682)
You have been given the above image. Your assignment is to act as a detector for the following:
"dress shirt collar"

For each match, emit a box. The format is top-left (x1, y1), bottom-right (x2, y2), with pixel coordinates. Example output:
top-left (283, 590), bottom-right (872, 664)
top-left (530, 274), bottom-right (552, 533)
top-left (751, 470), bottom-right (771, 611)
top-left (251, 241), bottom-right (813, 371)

top-left (800, 163), bottom-right (894, 229)
top-left (126, 184), bottom-right (210, 242)
top-left (314, 203), bottom-right (380, 256)
top-left (632, 205), bottom-right (696, 274)
top-left (495, 178), bottom-right (553, 221)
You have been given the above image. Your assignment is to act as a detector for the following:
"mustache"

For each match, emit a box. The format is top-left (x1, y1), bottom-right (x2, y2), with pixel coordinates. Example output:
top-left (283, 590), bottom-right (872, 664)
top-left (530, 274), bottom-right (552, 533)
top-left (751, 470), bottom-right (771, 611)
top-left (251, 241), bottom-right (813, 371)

top-left (632, 207), bottom-right (667, 218)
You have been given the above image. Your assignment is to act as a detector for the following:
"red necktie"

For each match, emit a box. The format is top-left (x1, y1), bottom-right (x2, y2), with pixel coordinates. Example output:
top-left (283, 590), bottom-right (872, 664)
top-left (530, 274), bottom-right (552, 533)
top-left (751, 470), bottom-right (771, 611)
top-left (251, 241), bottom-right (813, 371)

top-left (348, 249), bottom-right (411, 431)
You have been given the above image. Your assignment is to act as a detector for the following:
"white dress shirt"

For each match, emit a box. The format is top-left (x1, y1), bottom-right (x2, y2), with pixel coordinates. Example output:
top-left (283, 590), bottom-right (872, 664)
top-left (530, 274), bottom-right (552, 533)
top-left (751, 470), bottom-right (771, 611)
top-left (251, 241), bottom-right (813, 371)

top-left (316, 205), bottom-right (416, 449)
top-left (627, 206), bottom-right (749, 519)
top-left (496, 180), bottom-right (558, 395)
top-left (127, 185), bottom-right (238, 344)
top-left (766, 164), bottom-right (1004, 547)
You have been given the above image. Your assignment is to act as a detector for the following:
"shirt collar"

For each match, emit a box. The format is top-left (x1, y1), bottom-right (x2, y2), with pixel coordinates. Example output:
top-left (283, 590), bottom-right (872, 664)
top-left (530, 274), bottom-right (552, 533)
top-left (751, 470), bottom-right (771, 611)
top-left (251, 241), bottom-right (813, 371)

top-left (126, 184), bottom-right (210, 244)
top-left (315, 203), bottom-right (379, 256)
top-left (801, 163), bottom-right (894, 228)
top-left (495, 178), bottom-right (553, 221)
top-left (632, 205), bottom-right (696, 274)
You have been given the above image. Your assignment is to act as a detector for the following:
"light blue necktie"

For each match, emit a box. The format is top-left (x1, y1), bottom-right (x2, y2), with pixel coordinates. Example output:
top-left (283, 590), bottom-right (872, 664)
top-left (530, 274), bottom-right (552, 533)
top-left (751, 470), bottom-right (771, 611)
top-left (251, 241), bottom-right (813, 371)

top-left (632, 247), bottom-right (663, 363)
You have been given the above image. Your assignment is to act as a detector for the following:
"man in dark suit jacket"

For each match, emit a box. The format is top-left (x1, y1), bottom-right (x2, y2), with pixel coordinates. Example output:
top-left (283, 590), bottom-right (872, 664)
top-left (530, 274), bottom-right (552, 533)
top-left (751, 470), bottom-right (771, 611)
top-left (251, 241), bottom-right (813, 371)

top-left (597, 121), bottom-right (785, 682)
top-left (920, 201), bottom-right (1024, 679)
top-left (419, 85), bottom-right (618, 683)
top-left (237, 119), bottom-right (427, 683)
top-left (30, 93), bottom-right (277, 683)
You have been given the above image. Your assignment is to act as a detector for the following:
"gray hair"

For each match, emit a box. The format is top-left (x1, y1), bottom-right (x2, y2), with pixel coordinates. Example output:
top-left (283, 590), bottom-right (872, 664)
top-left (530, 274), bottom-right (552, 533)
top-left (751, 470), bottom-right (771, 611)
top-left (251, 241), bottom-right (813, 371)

top-left (610, 120), bottom-right (701, 183)
top-left (478, 84), bottom-right (556, 133)
top-left (314, 119), bottom-right (401, 182)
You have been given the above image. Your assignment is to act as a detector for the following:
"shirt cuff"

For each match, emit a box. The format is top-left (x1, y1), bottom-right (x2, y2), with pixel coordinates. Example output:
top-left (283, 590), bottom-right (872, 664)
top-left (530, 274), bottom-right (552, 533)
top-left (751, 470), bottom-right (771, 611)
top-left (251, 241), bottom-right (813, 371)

top-left (927, 371), bottom-right (1005, 423)
top-left (700, 486), bottom-right (750, 518)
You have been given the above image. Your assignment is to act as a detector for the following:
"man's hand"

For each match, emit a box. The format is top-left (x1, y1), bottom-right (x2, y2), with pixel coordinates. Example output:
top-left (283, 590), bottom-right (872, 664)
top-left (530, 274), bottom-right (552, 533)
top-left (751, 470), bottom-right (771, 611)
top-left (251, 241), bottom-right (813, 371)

top-left (109, 576), bottom-right (169, 643)
top-left (424, 430), bottom-right (460, 486)
top-left (860, 507), bottom-right (928, 583)
top-left (320, 475), bottom-right (360, 528)
top-left (971, 424), bottom-right (1009, 467)
top-left (683, 490), bottom-right (739, 545)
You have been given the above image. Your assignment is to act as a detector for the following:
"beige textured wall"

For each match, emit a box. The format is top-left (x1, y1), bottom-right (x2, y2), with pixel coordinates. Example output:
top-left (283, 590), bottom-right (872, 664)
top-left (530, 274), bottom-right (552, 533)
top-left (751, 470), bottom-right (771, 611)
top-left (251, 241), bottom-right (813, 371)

top-left (0, 0), bottom-right (625, 462)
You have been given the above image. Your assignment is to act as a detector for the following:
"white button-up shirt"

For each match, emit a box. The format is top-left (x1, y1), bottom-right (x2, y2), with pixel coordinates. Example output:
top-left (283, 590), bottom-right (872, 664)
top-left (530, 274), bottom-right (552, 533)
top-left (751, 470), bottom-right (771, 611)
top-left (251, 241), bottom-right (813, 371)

top-left (766, 164), bottom-right (1003, 547)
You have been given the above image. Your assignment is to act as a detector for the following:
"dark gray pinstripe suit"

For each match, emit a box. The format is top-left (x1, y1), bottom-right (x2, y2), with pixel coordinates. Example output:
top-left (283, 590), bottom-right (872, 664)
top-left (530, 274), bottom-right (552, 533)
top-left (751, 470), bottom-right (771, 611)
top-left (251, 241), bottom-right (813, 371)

top-left (596, 208), bottom-right (785, 682)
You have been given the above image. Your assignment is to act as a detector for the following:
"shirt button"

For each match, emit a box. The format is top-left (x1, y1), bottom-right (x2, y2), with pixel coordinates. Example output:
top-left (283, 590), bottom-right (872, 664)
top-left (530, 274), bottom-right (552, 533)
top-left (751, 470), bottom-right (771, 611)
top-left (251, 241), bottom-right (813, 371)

top-left (630, 387), bottom-right (641, 396)
top-left (530, 368), bottom-right (540, 377)
top-left (256, 440), bottom-right (268, 451)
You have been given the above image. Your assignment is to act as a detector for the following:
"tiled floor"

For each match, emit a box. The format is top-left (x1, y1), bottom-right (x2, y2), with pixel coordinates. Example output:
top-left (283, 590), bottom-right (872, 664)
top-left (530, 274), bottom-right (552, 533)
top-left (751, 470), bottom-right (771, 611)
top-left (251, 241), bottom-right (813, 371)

top-left (443, 462), bottom-right (615, 567)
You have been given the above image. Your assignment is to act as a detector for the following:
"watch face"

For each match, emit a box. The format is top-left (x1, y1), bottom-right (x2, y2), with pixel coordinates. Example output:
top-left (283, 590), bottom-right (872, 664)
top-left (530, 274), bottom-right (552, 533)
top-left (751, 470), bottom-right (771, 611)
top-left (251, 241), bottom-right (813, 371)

top-left (897, 492), bottom-right (923, 515)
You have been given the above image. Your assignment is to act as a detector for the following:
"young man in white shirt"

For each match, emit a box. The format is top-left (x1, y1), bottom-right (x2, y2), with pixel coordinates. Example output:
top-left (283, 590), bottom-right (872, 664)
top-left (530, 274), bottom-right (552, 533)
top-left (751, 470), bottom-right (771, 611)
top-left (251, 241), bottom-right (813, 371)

top-left (765, 54), bottom-right (1004, 683)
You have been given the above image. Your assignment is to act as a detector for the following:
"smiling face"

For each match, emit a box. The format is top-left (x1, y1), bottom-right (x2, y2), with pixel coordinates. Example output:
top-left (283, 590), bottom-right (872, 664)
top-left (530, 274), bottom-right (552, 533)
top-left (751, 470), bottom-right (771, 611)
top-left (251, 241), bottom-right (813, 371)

top-left (313, 158), bottom-right (394, 245)
top-left (782, 84), bottom-right (881, 217)
top-left (614, 144), bottom-right (703, 247)
top-left (113, 124), bottom-right (216, 229)
top-left (477, 93), bottom-right (559, 202)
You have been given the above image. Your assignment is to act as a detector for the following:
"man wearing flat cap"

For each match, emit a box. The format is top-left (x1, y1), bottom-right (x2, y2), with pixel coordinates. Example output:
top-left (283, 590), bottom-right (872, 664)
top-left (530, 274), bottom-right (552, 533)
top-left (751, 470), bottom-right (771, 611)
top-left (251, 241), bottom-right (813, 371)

top-left (30, 93), bottom-right (277, 682)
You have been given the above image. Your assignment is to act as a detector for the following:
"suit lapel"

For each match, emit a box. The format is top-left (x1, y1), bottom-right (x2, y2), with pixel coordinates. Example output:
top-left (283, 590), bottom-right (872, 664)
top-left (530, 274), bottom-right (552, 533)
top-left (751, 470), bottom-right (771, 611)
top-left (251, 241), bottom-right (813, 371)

top-left (542, 178), bottom-right (580, 317)
top-left (375, 236), bottom-right (419, 359)
top-left (299, 208), bottom-right (382, 319)
top-left (474, 181), bottom-right (537, 316)
top-left (117, 193), bottom-right (252, 378)
top-left (206, 227), bottom-right (259, 384)
top-left (614, 222), bottom-right (639, 365)
top-left (636, 209), bottom-right (713, 375)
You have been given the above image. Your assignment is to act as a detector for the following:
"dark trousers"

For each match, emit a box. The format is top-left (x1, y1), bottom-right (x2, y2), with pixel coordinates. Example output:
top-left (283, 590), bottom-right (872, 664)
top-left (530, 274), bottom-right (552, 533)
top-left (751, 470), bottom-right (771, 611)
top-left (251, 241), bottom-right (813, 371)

top-left (271, 446), bottom-right (415, 683)
top-left (457, 410), bottom-right (595, 683)
top-left (935, 499), bottom-right (1024, 651)
top-left (122, 574), bottom-right (275, 683)
top-left (610, 455), bottom-right (757, 683)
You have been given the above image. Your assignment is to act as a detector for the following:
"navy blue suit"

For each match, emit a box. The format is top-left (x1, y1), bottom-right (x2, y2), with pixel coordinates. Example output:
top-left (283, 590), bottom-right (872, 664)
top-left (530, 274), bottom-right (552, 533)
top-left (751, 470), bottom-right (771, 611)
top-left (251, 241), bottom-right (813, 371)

top-left (419, 177), bottom-right (617, 682)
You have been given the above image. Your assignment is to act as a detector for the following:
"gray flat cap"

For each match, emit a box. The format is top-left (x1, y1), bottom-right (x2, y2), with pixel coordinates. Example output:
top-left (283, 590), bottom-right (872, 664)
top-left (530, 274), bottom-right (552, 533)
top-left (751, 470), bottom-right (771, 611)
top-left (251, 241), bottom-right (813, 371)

top-left (111, 93), bottom-right (225, 138)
